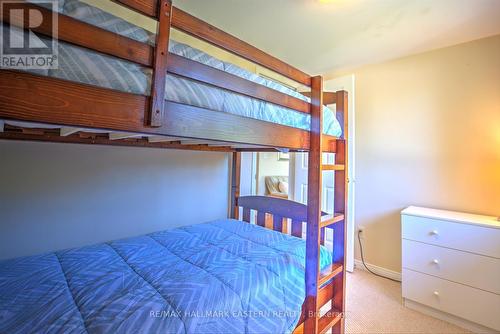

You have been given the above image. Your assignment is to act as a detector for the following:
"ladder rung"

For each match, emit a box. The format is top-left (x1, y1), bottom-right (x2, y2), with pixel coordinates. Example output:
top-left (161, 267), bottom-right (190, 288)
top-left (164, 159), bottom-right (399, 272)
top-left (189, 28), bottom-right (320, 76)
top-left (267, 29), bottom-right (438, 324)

top-left (293, 306), bottom-right (342, 334)
top-left (319, 307), bottom-right (342, 334)
top-left (319, 263), bottom-right (343, 286)
top-left (293, 322), bottom-right (304, 334)
top-left (320, 213), bottom-right (344, 228)
top-left (322, 164), bottom-right (344, 171)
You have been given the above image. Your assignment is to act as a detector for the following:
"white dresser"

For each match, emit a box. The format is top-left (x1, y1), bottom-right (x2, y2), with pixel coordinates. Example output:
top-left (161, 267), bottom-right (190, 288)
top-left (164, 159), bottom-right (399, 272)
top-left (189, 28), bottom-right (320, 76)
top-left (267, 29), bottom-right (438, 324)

top-left (401, 206), bottom-right (500, 333)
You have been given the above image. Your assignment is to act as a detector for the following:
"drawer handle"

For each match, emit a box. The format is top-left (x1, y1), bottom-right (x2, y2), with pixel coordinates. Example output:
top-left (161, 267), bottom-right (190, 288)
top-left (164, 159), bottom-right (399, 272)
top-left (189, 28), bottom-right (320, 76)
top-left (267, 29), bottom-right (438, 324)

top-left (432, 259), bottom-right (439, 264)
top-left (430, 230), bottom-right (439, 236)
top-left (433, 291), bottom-right (439, 296)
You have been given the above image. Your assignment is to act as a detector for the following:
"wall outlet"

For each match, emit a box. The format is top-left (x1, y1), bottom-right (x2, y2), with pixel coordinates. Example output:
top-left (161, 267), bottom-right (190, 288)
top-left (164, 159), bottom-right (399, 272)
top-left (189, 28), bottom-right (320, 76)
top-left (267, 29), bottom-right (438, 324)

top-left (358, 225), bottom-right (365, 234)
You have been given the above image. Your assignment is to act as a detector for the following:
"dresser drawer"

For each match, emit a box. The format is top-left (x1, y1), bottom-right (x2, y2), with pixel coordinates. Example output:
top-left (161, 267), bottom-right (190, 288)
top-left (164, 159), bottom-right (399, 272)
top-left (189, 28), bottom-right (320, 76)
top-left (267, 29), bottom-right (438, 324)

top-left (402, 269), bottom-right (500, 331)
top-left (402, 214), bottom-right (500, 258)
top-left (402, 239), bottom-right (500, 294)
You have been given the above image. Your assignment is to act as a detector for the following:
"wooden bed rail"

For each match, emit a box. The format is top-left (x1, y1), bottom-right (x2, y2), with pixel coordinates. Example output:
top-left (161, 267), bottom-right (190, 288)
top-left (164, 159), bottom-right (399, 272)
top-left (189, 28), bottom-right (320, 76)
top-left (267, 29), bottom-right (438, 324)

top-left (168, 54), bottom-right (310, 114)
top-left (114, 0), bottom-right (312, 86)
top-left (0, 70), bottom-right (317, 151)
top-left (170, 8), bottom-right (312, 87)
top-left (111, 0), bottom-right (158, 18)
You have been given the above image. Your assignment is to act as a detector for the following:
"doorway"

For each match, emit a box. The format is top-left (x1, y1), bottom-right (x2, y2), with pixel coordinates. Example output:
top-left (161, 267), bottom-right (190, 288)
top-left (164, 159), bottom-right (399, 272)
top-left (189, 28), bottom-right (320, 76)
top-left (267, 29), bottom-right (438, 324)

top-left (256, 152), bottom-right (290, 198)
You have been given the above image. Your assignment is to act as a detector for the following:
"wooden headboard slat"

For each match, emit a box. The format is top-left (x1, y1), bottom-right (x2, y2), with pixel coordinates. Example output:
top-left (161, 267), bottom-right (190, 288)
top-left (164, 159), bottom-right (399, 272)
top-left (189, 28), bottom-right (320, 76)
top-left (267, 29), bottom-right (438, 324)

top-left (237, 196), bottom-right (309, 222)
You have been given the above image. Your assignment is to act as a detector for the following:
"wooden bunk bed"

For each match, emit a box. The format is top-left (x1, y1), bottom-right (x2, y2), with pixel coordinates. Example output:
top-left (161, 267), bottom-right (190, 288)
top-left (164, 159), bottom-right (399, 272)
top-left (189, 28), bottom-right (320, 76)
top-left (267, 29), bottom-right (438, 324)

top-left (0, 1), bottom-right (348, 333)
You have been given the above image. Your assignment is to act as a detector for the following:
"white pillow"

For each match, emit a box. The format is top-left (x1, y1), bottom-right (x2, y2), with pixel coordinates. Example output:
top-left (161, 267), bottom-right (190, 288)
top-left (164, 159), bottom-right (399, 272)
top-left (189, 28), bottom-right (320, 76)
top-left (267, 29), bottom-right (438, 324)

top-left (278, 181), bottom-right (289, 194)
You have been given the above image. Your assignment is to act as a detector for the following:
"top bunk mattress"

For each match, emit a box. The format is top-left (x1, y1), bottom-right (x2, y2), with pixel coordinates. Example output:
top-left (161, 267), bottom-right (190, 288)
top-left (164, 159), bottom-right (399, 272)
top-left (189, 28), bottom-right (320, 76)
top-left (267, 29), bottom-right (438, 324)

top-left (0, 219), bottom-right (333, 334)
top-left (9, 0), bottom-right (342, 137)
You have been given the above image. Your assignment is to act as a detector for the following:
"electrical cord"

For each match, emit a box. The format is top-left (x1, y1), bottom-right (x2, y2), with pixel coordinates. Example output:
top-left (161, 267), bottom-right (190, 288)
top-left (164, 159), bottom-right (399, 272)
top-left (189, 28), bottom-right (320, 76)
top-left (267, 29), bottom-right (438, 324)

top-left (357, 230), bottom-right (400, 283)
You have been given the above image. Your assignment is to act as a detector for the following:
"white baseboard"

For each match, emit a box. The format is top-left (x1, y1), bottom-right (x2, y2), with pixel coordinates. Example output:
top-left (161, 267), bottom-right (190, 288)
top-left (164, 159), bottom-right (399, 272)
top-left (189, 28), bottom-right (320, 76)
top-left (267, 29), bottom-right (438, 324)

top-left (354, 259), bottom-right (401, 282)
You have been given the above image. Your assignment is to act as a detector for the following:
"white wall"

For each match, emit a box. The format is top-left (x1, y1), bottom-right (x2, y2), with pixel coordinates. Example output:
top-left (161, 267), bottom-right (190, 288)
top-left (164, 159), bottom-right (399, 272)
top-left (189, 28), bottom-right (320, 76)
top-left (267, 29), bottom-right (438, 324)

top-left (335, 35), bottom-right (500, 272)
top-left (240, 152), bottom-right (256, 196)
top-left (0, 141), bottom-right (230, 260)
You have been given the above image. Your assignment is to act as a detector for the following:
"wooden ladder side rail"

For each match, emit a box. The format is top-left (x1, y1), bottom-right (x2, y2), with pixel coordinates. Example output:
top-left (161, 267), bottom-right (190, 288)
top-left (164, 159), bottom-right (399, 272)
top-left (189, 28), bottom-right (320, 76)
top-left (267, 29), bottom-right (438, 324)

top-left (302, 89), bottom-right (348, 334)
top-left (230, 152), bottom-right (242, 220)
top-left (303, 75), bottom-right (324, 333)
top-left (331, 90), bottom-right (348, 334)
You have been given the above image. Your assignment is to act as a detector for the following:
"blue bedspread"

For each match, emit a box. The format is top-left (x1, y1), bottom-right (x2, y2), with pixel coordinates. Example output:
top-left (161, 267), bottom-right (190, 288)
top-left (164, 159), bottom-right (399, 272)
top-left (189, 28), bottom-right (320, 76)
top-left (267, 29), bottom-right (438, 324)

top-left (0, 219), bottom-right (332, 334)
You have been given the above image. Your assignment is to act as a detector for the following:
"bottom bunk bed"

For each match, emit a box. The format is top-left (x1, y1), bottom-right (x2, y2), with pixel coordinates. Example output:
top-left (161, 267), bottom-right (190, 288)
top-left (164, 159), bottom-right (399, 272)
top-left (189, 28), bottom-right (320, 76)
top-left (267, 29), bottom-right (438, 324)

top-left (0, 198), bottom-right (336, 334)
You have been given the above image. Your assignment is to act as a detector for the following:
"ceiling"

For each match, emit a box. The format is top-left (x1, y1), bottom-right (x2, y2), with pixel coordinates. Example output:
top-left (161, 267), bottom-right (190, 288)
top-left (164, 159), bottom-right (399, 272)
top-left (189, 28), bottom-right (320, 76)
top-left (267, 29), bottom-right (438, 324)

top-left (176, 0), bottom-right (500, 77)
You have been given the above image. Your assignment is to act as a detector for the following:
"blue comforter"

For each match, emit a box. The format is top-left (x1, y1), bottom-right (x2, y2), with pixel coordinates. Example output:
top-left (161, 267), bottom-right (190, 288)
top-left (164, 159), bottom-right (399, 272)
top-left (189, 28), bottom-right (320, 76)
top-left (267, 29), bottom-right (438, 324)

top-left (0, 219), bottom-right (332, 333)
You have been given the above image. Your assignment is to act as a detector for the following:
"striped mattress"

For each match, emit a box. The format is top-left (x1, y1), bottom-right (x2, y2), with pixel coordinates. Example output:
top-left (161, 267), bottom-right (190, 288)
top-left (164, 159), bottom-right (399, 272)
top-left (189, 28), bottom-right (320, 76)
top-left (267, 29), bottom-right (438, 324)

top-left (0, 219), bottom-right (333, 334)
top-left (9, 0), bottom-right (342, 137)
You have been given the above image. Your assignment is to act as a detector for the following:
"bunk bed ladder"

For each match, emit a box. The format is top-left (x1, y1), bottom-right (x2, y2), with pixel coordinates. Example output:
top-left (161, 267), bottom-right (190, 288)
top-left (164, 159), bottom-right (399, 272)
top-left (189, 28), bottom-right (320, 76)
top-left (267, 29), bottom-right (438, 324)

top-left (304, 82), bottom-right (348, 334)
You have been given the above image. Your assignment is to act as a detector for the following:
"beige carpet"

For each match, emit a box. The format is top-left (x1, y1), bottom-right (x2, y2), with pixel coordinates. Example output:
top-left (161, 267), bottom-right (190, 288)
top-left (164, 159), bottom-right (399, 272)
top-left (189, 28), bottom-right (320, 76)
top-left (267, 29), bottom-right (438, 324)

top-left (345, 269), bottom-right (471, 334)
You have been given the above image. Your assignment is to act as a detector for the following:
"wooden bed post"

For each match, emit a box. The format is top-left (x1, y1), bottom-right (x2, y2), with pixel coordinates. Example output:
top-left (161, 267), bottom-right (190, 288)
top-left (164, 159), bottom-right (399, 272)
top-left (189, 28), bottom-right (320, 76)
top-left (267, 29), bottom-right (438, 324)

top-left (149, 0), bottom-right (172, 127)
top-left (230, 152), bottom-right (241, 219)
top-left (304, 75), bottom-right (324, 334)
top-left (332, 90), bottom-right (348, 334)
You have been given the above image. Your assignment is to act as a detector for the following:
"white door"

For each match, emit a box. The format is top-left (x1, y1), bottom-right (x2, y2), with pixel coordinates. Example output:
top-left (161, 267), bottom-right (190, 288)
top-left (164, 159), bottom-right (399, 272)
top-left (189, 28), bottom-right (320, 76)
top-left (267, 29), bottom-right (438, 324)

top-left (290, 74), bottom-right (355, 272)
top-left (291, 152), bottom-right (335, 245)
top-left (239, 152), bottom-right (258, 222)
top-left (290, 152), bottom-right (307, 239)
